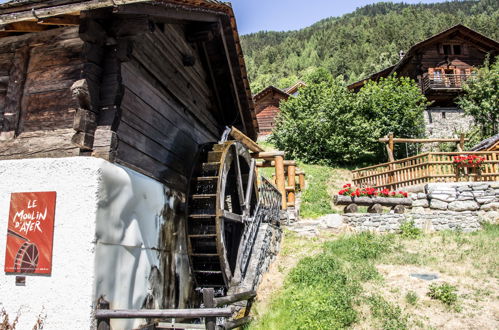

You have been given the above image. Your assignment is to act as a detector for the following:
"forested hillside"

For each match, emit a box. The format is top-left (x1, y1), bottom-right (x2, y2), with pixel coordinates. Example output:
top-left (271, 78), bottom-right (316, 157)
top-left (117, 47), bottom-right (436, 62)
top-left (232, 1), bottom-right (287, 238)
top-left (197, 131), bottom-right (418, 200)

top-left (240, 0), bottom-right (499, 92)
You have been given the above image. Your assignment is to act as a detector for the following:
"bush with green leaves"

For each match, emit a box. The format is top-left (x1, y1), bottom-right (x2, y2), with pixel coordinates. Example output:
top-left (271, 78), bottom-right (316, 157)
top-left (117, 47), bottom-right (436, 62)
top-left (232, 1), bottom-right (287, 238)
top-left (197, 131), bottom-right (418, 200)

top-left (427, 282), bottom-right (458, 306)
top-left (457, 58), bottom-right (499, 137)
top-left (270, 72), bottom-right (426, 165)
top-left (400, 220), bottom-right (422, 238)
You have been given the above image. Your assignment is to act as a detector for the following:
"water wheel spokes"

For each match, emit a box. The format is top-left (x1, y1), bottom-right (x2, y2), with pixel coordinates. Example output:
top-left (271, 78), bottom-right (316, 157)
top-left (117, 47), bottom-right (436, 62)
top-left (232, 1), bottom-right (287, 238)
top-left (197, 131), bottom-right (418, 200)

top-left (187, 141), bottom-right (258, 293)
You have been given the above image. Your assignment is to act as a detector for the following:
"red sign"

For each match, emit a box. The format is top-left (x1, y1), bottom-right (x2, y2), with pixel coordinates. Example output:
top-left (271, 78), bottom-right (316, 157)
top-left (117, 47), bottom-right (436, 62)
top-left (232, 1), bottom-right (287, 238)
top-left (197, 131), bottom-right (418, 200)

top-left (4, 192), bottom-right (56, 274)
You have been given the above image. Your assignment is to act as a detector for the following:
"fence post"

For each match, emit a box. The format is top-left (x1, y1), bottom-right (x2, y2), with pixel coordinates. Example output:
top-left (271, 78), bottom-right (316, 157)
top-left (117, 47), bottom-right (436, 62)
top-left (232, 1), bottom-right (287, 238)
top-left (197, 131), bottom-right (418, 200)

top-left (287, 164), bottom-right (296, 207)
top-left (203, 288), bottom-right (216, 330)
top-left (97, 297), bottom-right (110, 330)
top-left (274, 155), bottom-right (287, 210)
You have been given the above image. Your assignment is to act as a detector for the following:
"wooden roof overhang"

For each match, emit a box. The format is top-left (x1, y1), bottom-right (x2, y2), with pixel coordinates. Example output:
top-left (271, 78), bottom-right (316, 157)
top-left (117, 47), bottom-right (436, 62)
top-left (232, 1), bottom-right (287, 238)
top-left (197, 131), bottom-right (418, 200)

top-left (0, 0), bottom-right (259, 139)
top-left (347, 24), bottom-right (499, 91)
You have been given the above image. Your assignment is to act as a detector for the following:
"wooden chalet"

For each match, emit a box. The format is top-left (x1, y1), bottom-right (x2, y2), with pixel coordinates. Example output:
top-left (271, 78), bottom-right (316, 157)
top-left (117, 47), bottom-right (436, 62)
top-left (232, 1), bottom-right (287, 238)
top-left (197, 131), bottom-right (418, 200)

top-left (0, 0), bottom-right (258, 191)
top-left (254, 81), bottom-right (305, 137)
top-left (254, 85), bottom-right (289, 136)
top-left (348, 24), bottom-right (499, 138)
top-left (471, 134), bottom-right (499, 152)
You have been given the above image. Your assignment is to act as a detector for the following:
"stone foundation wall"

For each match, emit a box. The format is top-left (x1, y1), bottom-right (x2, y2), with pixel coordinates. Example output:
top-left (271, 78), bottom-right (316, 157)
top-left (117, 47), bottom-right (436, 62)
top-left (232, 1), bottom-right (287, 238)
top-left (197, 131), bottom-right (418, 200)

top-left (341, 182), bottom-right (499, 232)
top-left (343, 211), bottom-right (481, 232)
top-left (424, 107), bottom-right (474, 139)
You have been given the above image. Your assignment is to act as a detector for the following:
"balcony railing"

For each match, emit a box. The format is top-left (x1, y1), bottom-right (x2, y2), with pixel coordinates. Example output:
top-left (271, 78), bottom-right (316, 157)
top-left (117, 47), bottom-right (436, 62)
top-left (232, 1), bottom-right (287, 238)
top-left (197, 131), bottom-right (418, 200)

top-left (421, 73), bottom-right (473, 93)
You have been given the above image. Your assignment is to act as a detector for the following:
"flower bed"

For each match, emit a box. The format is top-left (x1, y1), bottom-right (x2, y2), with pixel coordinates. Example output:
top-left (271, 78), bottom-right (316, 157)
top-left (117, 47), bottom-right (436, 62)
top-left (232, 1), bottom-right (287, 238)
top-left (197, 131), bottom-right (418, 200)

top-left (338, 184), bottom-right (408, 198)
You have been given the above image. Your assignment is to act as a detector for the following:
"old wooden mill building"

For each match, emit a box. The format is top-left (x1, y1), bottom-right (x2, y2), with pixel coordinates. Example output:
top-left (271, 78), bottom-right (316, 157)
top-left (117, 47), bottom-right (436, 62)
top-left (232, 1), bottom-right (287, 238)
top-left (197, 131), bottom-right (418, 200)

top-left (0, 1), bottom-right (294, 329)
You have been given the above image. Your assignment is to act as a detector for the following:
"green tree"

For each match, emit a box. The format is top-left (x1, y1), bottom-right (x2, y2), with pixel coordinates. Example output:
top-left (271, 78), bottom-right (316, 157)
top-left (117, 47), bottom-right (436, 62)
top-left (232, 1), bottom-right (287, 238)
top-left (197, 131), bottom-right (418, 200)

top-left (457, 59), bottom-right (499, 137)
top-left (270, 72), bottom-right (426, 165)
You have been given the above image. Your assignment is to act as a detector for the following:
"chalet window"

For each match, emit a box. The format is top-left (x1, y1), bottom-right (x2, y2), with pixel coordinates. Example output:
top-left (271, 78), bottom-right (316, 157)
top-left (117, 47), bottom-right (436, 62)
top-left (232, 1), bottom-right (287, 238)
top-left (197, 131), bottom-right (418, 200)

top-left (443, 44), bottom-right (452, 55)
top-left (442, 112), bottom-right (446, 119)
top-left (440, 44), bottom-right (462, 55)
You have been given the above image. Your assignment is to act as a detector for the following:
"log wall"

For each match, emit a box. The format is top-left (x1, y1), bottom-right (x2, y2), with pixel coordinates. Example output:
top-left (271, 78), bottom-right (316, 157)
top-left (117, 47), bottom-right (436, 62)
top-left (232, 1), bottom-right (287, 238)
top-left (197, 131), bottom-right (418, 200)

top-left (0, 27), bottom-right (83, 159)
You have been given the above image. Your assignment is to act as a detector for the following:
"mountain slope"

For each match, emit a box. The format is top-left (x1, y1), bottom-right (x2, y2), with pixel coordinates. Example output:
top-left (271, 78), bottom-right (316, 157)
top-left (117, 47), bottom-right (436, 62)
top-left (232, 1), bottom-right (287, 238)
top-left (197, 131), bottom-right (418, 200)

top-left (240, 0), bottom-right (499, 92)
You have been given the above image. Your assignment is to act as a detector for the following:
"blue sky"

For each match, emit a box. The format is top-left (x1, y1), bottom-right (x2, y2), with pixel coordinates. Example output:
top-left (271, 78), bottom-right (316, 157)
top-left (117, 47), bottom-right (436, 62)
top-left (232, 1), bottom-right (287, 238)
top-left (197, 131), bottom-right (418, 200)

top-left (231, 0), bottom-right (446, 35)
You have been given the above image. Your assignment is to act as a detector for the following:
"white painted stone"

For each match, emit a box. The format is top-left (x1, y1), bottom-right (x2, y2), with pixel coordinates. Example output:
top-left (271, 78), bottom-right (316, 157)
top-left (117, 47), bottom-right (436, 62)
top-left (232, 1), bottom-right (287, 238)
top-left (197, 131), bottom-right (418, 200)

top-left (448, 200), bottom-right (480, 212)
top-left (411, 207), bottom-right (426, 214)
top-left (417, 193), bottom-right (427, 199)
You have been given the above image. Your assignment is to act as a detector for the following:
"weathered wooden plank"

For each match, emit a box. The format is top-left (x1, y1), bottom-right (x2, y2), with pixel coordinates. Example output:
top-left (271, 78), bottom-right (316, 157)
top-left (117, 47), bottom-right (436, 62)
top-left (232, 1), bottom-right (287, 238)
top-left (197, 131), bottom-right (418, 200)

top-left (121, 61), bottom-right (216, 143)
top-left (0, 128), bottom-right (79, 159)
top-left (120, 88), bottom-right (197, 154)
top-left (2, 45), bottom-right (29, 134)
top-left (116, 120), bottom-right (188, 176)
top-left (131, 37), bottom-right (220, 136)
top-left (115, 140), bottom-right (188, 191)
top-left (22, 89), bottom-right (76, 131)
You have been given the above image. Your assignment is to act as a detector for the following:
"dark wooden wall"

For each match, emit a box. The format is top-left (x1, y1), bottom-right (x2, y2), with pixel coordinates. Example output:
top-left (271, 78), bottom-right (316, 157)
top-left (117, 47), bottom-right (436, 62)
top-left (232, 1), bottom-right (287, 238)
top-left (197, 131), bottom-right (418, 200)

top-left (0, 27), bottom-right (83, 159)
top-left (116, 23), bottom-right (220, 191)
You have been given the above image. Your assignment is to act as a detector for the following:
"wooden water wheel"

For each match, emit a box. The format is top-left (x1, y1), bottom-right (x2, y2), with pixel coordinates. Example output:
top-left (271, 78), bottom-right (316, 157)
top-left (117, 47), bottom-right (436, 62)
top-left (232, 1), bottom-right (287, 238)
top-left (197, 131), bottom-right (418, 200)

top-left (14, 242), bottom-right (39, 273)
top-left (187, 141), bottom-right (258, 292)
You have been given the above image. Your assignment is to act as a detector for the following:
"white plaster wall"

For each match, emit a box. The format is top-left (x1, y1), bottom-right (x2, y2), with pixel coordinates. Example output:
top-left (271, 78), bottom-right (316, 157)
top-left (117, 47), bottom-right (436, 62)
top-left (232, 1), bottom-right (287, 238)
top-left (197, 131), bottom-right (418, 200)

top-left (0, 157), bottom-right (191, 330)
top-left (0, 157), bottom-right (101, 329)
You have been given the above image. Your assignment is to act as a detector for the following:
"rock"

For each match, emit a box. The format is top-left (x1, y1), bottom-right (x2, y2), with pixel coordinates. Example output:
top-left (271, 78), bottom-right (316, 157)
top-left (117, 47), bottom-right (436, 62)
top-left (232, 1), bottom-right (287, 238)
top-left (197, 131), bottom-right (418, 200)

top-left (344, 203), bottom-right (358, 213)
top-left (490, 182), bottom-right (499, 189)
top-left (367, 203), bottom-right (383, 213)
top-left (448, 200), bottom-right (479, 211)
top-left (479, 211), bottom-right (499, 223)
top-left (428, 192), bottom-right (456, 202)
top-left (411, 206), bottom-right (426, 214)
top-left (417, 193), bottom-right (427, 199)
top-left (472, 191), bottom-right (485, 197)
top-left (480, 202), bottom-right (499, 212)
top-left (426, 183), bottom-right (456, 194)
top-left (322, 214), bottom-right (343, 228)
top-left (430, 199), bottom-right (448, 210)
top-left (457, 185), bottom-right (472, 192)
top-left (476, 196), bottom-right (496, 204)
top-left (410, 193), bottom-right (418, 201)
top-left (413, 199), bottom-right (429, 207)
top-left (471, 183), bottom-right (490, 190)
top-left (392, 205), bottom-right (405, 214)
top-left (457, 194), bottom-right (474, 201)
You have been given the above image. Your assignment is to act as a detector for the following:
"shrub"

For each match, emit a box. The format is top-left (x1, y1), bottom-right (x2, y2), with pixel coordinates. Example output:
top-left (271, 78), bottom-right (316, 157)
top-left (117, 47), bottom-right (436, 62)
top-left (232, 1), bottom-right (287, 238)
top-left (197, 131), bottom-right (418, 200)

top-left (400, 220), bottom-right (422, 238)
top-left (271, 72), bottom-right (427, 165)
top-left (427, 282), bottom-right (458, 306)
top-left (367, 295), bottom-right (408, 330)
top-left (405, 291), bottom-right (418, 305)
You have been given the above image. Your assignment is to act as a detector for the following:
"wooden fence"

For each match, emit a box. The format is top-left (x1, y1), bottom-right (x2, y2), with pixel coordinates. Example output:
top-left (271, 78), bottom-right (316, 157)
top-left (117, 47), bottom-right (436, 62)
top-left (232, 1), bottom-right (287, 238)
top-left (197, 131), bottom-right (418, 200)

top-left (352, 152), bottom-right (499, 190)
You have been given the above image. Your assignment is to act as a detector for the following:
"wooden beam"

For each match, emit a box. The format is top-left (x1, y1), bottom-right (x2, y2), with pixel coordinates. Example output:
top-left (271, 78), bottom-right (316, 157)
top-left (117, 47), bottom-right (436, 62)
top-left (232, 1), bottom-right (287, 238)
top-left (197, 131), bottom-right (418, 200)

top-left (251, 151), bottom-right (285, 160)
top-left (2, 45), bottom-right (29, 137)
top-left (274, 155), bottom-right (286, 210)
top-left (256, 160), bottom-right (295, 167)
top-left (230, 126), bottom-right (263, 152)
top-left (213, 290), bottom-right (256, 307)
top-left (379, 137), bottom-right (469, 143)
top-left (0, 21), bottom-right (49, 32)
top-left (223, 316), bottom-right (252, 330)
top-left (217, 20), bottom-right (247, 133)
top-left (94, 308), bottom-right (233, 319)
top-left (298, 171), bottom-right (305, 190)
top-left (0, 0), bottom-right (152, 25)
top-left (37, 15), bottom-right (80, 26)
top-left (113, 3), bottom-right (221, 23)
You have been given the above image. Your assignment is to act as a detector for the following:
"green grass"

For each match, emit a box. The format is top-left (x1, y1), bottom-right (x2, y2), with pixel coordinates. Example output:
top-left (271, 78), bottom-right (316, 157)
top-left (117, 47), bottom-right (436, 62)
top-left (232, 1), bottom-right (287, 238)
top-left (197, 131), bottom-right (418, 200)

top-left (250, 224), bottom-right (499, 329)
top-left (298, 163), bottom-right (338, 218)
top-left (249, 232), bottom-right (396, 329)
